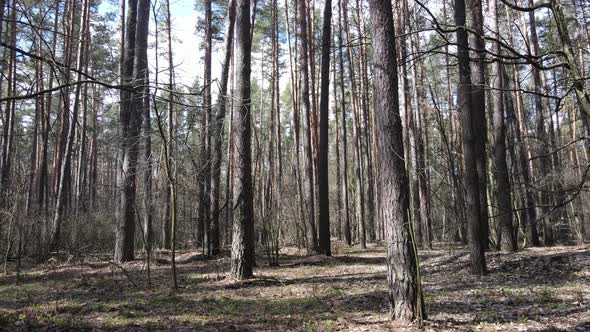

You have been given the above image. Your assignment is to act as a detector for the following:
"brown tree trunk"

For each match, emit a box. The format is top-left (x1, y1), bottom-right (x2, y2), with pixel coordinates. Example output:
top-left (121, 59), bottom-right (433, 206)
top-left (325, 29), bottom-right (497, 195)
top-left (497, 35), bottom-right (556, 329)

top-left (230, 0), bottom-right (255, 279)
top-left (162, 0), bottom-right (173, 250)
top-left (114, 0), bottom-right (149, 262)
top-left (317, 0), bottom-right (332, 256)
top-left (342, 0), bottom-right (366, 248)
top-left (490, 0), bottom-right (516, 252)
top-left (368, 0), bottom-right (424, 320)
top-left (527, 2), bottom-right (553, 246)
top-left (337, 0), bottom-right (351, 246)
top-left (210, 0), bottom-right (236, 256)
top-left (51, 0), bottom-right (90, 251)
top-left (199, 0), bottom-right (213, 256)
top-left (467, 0), bottom-right (489, 249)
top-left (299, 0), bottom-right (318, 253)
top-left (456, 0), bottom-right (486, 274)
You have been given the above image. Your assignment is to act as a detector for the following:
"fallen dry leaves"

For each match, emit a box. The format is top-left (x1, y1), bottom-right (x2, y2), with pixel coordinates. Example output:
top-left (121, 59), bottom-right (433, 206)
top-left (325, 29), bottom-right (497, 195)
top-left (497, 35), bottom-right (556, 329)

top-left (0, 243), bottom-right (588, 331)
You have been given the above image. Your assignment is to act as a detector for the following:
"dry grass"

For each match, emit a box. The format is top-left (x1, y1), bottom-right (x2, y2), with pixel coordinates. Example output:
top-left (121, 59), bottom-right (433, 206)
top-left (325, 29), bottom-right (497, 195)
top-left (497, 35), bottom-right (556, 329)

top-left (0, 243), bottom-right (589, 331)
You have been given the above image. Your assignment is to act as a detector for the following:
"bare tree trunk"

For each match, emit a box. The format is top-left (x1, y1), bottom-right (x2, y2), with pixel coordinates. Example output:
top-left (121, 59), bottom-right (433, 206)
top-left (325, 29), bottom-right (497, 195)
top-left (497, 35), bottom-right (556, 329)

top-left (354, 0), bottom-right (375, 243)
top-left (337, 0), bottom-right (351, 246)
top-left (36, 0), bottom-right (60, 225)
top-left (368, 0), bottom-right (424, 320)
top-left (317, 0), bottom-right (332, 256)
top-left (299, 0), bottom-right (318, 253)
top-left (209, 0), bottom-right (236, 257)
top-left (114, 0), bottom-right (149, 262)
top-left (230, 0), bottom-right (255, 279)
top-left (26, 37), bottom-right (41, 215)
top-left (333, 28), bottom-right (342, 241)
top-left (342, 0), bottom-right (366, 248)
top-left (162, 0), bottom-right (174, 250)
top-left (50, 0), bottom-right (90, 252)
top-left (285, 0), bottom-right (307, 249)
top-left (456, 0), bottom-right (486, 275)
top-left (504, 8), bottom-right (540, 246)
top-left (198, 0), bottom-right (213, 256)
top-left (411, 32), bottom-right (433, 248)
top-left (466, 0), bottom-right (489, 249)
top-left (490, 0), bottom-right (516, 252)
top-left (527, 2), bottom-right (553, 246)
top-left (88, 84), bottom-right (98, 209)
top-left (398, 0), bottom-right (423, 246)
top-left (0, 0), bottom-right (16, 210)
top-left (75, 34), bottom-right (92, 213)
top-left (224, 51), bottom-right (236, 247)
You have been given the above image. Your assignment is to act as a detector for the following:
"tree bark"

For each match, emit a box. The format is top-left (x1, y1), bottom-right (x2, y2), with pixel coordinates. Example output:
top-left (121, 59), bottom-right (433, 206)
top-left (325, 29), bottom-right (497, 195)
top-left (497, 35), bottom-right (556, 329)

top-left (527, 1), bottom-right (554, 246)
top-left (343, 0), bottom-right (366, 248)
top-left (490, 0), bottom-right (516, 252)
top-left (455, 0), bottom-right (486, 274)
top-left (230, 0), bottom-right (255, 280)
top-left (317, 0), bottom-right (332, 256)
top-left (50, 0), bottom-right (90, 252)
top-left (199, 0), bottom-right (213, 256)
top-left (368, 0), bottom-right (424, 321)
top-left (298, 0), bottom-right (318, 253)
top-left (466, 0), bottom-right (490, 250)
top-left (114, 0), bottom-right (149, 263)
top-left (337, 0), bottom-right (351, 246)
top-left (210, 0), bottom-right (236, 256)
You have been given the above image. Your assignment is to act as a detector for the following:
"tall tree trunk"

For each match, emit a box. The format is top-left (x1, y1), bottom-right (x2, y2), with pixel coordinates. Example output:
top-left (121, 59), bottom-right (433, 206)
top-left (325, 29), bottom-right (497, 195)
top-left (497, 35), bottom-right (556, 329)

top-left (466, 0), bottom-right (489, 249)
top-left (337, 0), bottom-right (351, 246)
top-left (162, 0), bottom-right (173, 249)
top-left (75, 34), bottom-right (92, 213)
top-left (354, 0), bottom-right (376, 243)
top-left (317, 0), bottom-right (332, 256)
top-left (527, 1), bottom-right (553, 246)
top-left (343, 0), bottom-right (366, 248)
top-left (368, 0), bottom-right (424, 320)
top-left (37, 0), bottom-right (60, 223)
top-left (199, 0), bottom-right (213, 256)
top-left (299, 0), bottom-right (318, 253)
top-left (490, 0), bottom-right (516, 252)
top-left (284, 0), bottom-right (306, 248)
top-left (0, 0), bottom-right (16, 210)
top-left (504, 7), bottom-right (540, 246)
top-left (50, 0), bottom-right (90, 251)
top-left (230, 0), bottom-right (255, 280)
top-left (27, 37), bottom-right (41, 216)
top-left (395, 0), bottom-right (422, 246)
top-left (456, 0), bottom-right (486, 274)
top-left (210, 0), bottom-right (236, 256)
top-left (411, 33), bottom-right (433, 248)
top-left (114, 0), bottom-right (149, 262)
top-left (333, 38), bottom-right (342, 240)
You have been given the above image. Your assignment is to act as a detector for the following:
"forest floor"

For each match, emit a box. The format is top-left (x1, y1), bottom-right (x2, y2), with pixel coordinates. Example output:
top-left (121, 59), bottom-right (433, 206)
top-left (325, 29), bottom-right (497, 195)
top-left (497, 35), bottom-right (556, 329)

top-left (0, 242), bottom-right (589, 331)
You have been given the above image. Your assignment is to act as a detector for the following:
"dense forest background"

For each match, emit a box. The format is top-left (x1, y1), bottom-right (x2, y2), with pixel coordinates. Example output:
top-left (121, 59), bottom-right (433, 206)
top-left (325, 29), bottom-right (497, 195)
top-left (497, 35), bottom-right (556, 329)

top-left (0, 0), bottom-right (589, 328)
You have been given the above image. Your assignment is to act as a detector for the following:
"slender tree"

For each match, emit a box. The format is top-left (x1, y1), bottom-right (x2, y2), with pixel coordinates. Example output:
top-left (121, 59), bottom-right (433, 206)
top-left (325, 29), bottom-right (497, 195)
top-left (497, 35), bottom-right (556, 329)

top-left (50, 0), bottom-right (90, 252)
top-left (298, 0), bottom-right (318, 253)
top-left (490, 0), bottom-right (516, 252)
top-left (210, 0), bottom-right (236, 256)
top-left (317, 0), bottom-right (332, 256)
top-left (337, 0), bottom-right (351, 246)
top-left (456, 0), bottom-right (486, 274)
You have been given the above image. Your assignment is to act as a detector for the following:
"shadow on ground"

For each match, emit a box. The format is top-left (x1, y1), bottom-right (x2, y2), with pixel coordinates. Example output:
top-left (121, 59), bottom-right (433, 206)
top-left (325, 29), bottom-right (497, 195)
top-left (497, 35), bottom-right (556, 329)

top-left (0, 244), bottom-right (588, 331)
